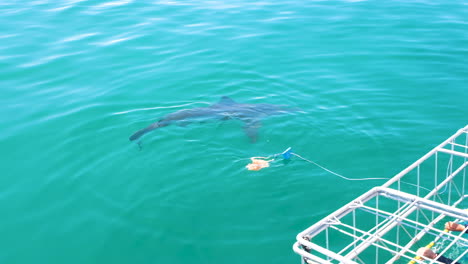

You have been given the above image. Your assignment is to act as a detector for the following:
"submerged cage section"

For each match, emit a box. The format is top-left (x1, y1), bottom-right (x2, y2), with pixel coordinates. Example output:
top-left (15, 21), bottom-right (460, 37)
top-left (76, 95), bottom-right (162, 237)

top-left (293, 125), bottom-right (468, 264)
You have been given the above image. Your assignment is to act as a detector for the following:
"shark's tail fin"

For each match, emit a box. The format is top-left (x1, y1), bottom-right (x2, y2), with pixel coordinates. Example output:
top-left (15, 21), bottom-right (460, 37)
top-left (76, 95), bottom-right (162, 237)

top-left (129, 123), bottom-right (159, 141)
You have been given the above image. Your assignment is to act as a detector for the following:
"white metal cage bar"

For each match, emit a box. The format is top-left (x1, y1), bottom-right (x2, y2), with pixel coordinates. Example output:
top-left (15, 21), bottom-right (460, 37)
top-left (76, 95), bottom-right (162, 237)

top-left (294, 125), bottom-right (468, 264)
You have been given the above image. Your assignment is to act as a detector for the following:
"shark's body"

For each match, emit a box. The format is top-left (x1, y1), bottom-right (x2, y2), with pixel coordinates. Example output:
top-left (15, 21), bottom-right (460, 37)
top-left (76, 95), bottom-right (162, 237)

top-left (129, 96), bottom-right (294, 142)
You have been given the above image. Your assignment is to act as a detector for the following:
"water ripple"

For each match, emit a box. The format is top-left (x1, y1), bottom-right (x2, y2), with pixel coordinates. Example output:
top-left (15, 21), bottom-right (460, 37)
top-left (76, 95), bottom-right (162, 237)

top-left (60, 32), bottom-right (100, 43)
top-left (112, 102), bottom-right (210, 115)
top-left (19, 51), bottom-right (84, 68)
top-left (92, 0), bottom-right (133, 10)
top-left (1, 1), bottom-right (468, 263)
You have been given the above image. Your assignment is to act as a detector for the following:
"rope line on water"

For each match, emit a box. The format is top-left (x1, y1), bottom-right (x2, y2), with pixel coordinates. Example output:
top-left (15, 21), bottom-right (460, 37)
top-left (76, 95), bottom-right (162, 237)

top-left (290, 152), bottom-right (390, 181)
top-left (246, 147), bottom-right (434, 192)
top-left (292, 151), bottom-right (434, 191)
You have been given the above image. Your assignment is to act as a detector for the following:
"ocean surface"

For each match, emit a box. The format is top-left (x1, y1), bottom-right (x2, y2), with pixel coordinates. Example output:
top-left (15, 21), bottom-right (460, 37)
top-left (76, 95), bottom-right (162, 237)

top-left (1, 0), bottom-right (467, 263)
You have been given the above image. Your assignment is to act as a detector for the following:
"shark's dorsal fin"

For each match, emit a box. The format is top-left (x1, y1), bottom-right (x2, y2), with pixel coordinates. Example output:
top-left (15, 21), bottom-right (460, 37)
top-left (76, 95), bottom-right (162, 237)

top-left (218, 96), bottom-right (237, 105)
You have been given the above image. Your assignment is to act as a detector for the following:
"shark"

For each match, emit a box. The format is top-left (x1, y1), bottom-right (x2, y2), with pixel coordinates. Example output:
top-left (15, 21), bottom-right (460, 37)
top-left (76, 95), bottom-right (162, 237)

top-left (129, 96), bottom-right (295, 142)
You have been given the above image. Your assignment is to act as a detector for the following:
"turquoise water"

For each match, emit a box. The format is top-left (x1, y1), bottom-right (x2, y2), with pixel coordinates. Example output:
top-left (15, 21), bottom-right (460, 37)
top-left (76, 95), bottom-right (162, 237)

top-left (1, 1), bottom-right (467, 263)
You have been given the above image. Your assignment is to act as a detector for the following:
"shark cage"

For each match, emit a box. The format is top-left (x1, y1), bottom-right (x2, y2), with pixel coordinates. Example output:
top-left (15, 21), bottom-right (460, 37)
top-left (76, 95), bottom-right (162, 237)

top-left (293, 125), bottom-right (468, 264)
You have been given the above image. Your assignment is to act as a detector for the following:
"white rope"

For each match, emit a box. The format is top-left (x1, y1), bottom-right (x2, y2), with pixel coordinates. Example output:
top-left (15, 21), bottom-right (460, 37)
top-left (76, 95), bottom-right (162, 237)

top-left (291, 153), bottom-right (389, 181)
top-left (289, 152), bottom-right (435, 192)
top-left (256, 150), bottom-right (433, 191)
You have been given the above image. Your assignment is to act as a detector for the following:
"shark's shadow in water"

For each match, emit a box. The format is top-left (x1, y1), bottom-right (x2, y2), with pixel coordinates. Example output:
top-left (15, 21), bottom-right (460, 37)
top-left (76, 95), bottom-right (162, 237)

top-left (129, 96), bottom-right (296, 143)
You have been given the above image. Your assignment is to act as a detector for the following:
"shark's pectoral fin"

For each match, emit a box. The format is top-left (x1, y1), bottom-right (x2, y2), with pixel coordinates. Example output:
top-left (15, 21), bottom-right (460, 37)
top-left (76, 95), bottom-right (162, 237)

top-left (243, 119), bottom-right (261, 143)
